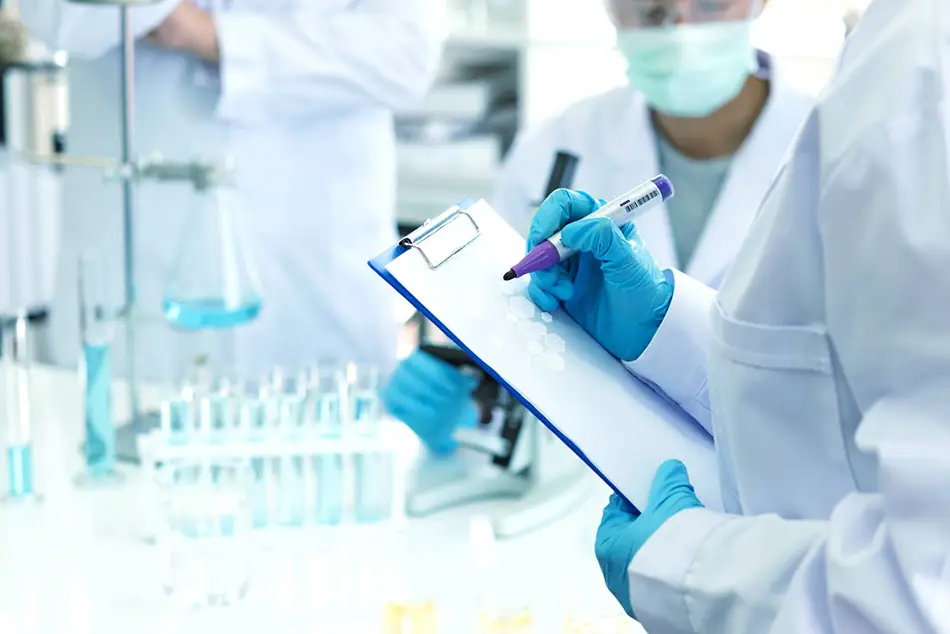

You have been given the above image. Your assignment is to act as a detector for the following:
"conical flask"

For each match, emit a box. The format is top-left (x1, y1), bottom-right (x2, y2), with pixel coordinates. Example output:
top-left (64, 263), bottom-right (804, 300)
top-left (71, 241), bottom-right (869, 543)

top-left (162, 161), bottom-right (262, 331)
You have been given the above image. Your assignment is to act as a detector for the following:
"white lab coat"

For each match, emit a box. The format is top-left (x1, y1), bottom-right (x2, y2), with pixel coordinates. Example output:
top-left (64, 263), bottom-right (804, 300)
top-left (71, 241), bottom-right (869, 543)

top-left (21, 0), bottom-right (443, 381)
top-left (622, 1), bottom-right (950, 632)
top-left (490, 54), bottom-right (813, 288)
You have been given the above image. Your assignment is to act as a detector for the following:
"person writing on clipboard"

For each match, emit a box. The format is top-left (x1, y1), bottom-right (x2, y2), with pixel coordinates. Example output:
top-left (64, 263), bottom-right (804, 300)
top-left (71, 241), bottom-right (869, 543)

top-left (527, 0), bottom-right (950, 632)
top-left (383, 0), bottom-right (812, 455)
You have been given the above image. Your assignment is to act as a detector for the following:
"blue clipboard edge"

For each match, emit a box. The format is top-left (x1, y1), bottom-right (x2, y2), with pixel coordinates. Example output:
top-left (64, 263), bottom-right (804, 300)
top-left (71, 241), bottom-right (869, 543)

top-left (368, 237), bottom-right (639, 513)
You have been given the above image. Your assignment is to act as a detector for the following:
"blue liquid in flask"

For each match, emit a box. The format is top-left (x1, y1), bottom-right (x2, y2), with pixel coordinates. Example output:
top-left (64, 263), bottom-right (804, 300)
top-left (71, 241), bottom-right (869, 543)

top-left (162, 298), bottom-right (261, 330)
top-left (6, 445), bottom-right (33, 498)
top-left (82, 343), bottom-right (116, 476)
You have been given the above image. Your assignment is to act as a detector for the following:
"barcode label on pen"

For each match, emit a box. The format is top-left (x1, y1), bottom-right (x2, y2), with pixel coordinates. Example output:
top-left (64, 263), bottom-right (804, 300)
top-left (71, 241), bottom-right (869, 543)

top-left (622, 189), bottom-right (659, 213)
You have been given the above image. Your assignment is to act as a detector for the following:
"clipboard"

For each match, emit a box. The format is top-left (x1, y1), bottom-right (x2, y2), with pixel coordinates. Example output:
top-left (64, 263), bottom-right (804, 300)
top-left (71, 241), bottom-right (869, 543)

top-left (369, 199), bottom-right (720, 512)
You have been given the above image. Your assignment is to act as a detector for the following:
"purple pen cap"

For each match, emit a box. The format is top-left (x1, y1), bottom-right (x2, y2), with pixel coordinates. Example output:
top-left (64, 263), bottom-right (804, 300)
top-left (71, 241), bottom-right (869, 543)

top-left (652, 174), bottom-right (674, 201)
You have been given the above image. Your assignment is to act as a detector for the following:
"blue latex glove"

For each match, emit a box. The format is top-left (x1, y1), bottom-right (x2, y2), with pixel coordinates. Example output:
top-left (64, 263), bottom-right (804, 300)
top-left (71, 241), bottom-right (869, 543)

top-left (527, 189), bottom-right (674, 362)
top-left (381, 349), bottom-right (479, 454)
top-left (595, 459), bottom-right (704, 618)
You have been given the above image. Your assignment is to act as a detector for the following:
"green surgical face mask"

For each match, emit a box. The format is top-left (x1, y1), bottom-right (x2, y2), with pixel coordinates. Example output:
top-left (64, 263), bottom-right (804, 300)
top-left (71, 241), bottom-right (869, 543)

top-left (616, 21), bottom-right (756, 118)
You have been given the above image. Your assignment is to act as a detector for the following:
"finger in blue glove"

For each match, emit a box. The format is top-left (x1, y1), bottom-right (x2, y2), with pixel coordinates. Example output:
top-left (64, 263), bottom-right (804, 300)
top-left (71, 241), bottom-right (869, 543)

top-left (594, 459), bottom-right (704, 619)
top-left (525, 188), bottom-right (672, 361)
top-left (526, 189), bottom-right (604, 312)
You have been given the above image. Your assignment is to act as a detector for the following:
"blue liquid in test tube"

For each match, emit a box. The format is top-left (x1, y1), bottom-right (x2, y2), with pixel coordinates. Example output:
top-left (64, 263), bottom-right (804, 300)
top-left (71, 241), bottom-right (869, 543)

top-left (352, 390), bottom-right (380, 436)
top-left (6, 444), bottom-right (33, 498)
top-left (315, 454), bottom-right (343, 525)
top-left (277, 456), bottom-right (306, 527)
top-left (82, 343), bottom-right (115, 476)
top-left (313, 383), bottom-right (343, 523)
top-left (250, 457), bottom-right (268, 528)
top-left (355, 453), bottom-right (393, 523)
top-left (314, 392), bottom-right (341, 437)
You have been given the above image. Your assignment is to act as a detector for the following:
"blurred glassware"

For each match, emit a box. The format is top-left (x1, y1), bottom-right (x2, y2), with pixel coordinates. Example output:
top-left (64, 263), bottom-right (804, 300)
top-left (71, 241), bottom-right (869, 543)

top-left (162, 160), bottom-right (262, 331)
top-left (156, 458), bottom-right (251, 607)
top-left (76, 252), bottom-right (122, 485)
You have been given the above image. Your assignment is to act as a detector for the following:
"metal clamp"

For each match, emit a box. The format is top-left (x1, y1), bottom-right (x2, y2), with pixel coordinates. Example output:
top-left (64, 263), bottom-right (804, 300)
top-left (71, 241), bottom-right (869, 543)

top-left (399, 204), bottom-right (481, 269)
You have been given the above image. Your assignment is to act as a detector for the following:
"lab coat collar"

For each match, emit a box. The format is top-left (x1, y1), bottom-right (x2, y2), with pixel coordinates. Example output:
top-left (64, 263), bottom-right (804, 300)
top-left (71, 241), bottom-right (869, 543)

top-left (685, 52), bottom-right (795, 282)
top-left (595, 52), bottom-right (800, 283)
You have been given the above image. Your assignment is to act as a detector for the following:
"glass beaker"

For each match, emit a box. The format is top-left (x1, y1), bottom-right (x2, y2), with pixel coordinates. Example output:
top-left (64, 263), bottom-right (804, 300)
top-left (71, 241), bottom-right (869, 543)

top-left (162, 161), bottom-right (262, 331)
top-left (75, 253), bottom-right (123, 486)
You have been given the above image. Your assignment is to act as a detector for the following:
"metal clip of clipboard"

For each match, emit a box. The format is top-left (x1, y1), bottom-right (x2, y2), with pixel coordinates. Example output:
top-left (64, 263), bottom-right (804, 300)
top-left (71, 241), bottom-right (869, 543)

top-left (400, 203), bottom-right (481, 269)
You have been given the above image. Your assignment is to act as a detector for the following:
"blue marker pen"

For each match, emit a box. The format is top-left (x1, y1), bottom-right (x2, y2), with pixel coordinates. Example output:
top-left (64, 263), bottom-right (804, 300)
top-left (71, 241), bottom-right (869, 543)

top-left (503, 175), bottom-right (674, 281)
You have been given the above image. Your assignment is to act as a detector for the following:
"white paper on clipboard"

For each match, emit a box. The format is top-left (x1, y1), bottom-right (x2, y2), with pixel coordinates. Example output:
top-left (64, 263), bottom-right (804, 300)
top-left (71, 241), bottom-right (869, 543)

top-left (377, 199), bottom-right (721, 512)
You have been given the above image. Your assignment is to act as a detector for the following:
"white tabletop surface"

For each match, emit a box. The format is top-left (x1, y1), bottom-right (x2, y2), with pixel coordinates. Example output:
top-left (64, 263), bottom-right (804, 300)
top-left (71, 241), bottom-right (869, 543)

top-left (0, 365), bottom-right (642, 634)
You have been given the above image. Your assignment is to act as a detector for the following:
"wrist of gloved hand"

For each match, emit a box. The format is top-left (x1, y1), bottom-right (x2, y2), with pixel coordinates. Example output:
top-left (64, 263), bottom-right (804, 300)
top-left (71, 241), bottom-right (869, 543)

top-left (595, 459), bottom-right (704, 619)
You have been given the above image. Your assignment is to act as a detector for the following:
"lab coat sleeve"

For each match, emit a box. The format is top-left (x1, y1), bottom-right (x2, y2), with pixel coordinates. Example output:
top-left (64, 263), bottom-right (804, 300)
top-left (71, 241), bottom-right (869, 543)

top-left (629, 391), bottom-right (950, 634)
top-left (214, 0), bottom-right (445, 122)
top-left (625, 61), bottom-right (950, 634)
top-left (622, 270), bottom-right (714, 434)
top-left (19, 0), bottom-right (179, 59)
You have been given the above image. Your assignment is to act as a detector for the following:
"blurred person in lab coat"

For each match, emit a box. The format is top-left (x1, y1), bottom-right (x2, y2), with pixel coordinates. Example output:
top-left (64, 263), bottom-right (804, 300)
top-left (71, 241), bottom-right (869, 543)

top-left (21, 0), bottom-right (444, 382)
top-left (382, 0), bottom-right (813, 456)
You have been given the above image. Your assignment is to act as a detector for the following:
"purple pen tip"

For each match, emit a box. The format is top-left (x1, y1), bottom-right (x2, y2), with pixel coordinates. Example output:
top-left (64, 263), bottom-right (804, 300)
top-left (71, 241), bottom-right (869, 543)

top-left (652, 174), bottom-right (674, 201)
top-left (503, 269), bottom-right (517, 281)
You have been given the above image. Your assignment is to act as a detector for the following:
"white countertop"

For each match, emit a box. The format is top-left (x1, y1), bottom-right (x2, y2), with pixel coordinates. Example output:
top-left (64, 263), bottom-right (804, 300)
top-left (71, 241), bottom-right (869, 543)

top-left (0, 365), bottom-right (639, 634)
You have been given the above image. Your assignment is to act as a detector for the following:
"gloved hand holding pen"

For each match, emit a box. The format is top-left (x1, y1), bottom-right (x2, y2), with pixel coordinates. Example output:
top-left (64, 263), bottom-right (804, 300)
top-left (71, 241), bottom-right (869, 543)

top-left (526, 188), bottom-right (674, 362)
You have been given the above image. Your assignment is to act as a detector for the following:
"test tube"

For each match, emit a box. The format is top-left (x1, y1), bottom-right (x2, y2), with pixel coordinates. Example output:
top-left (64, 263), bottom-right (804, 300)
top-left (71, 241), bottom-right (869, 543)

top-left (2, 314), bottom-right (35, 501)
top-left (347, 363), bottom-right (381, 437)
top-left (314, 453), bottom-right (344, 525)
top-left (238, 384), bottom-right (268, 528)
top-left (172, 387), bottom-right (198, 443)
top-left (277, 454), bottom-right (306, 527)
top-left (277, 369), bottom-right (306, 434)
top-left (310, 364), bottom-right (345, 524)
top-left (354, 450), bottom-right (394, 523)
top-left (208, 373), bottom-right (240, 441)
top-left (76, 254), bottom-right (123, 484)
top-left (310, 364), bottom-right (344, 436)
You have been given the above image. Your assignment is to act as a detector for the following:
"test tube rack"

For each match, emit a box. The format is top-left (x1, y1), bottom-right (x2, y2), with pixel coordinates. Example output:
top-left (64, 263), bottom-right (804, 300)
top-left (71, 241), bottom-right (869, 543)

top-left (137, 397), bottom-right (408, 540)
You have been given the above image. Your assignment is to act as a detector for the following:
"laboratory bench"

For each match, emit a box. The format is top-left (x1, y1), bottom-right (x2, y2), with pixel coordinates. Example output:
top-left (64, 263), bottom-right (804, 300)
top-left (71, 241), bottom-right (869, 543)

top-left (0, 364), bottom-right (638, 634)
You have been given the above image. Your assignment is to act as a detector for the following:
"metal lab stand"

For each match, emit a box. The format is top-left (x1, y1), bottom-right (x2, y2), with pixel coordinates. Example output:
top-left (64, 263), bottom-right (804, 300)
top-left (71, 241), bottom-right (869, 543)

top-left (21, 0), bottom-right (227, 428)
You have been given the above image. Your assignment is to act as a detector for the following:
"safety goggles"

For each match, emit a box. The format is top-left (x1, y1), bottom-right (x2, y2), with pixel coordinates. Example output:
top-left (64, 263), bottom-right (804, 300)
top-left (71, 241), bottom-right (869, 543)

top-left (607, 0), bottom-right (761, 28)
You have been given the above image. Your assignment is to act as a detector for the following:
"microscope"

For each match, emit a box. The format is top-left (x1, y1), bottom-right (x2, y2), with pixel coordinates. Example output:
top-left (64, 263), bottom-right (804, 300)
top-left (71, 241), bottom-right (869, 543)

top-left (407, 151), bottom-right (595, 539)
